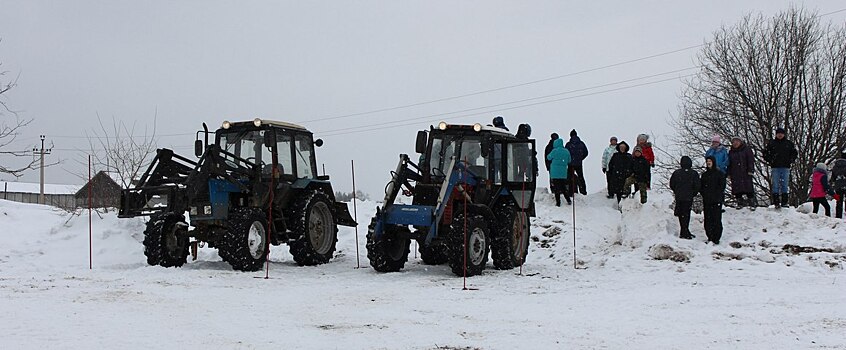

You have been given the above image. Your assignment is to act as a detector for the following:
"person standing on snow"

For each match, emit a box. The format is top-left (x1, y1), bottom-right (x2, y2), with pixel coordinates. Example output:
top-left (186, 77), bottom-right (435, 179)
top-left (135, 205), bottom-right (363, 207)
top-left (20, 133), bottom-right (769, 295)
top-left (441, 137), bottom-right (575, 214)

top-left (624, 146), bottom-right (651, 204)
top-left (700, 156), bottom-right (726, 244)
top-left (705, 135), bottom-right (729, 174)
top-left (670, 156), bottom-right (700, 239)
top-left (607, 141), bottom-right (633, 204)
top-left (809, 163), bottom-right (835, 217)
top-left (727, 136), bottom-right (757, 209)
top-left (565, 129), bottom-right (589, 195)
top-left (544, 133), bottom-right (560, 193)
top-left (830, 150), bottom-right (846, 219)
top-left (546, 138), bottom-right (572, 206)
top-left (601, 136), bottom-right (618, 198)
top-left (763, 127), bottom-right (798, 208)
top-left (636, 134), bottom-right (655, 166)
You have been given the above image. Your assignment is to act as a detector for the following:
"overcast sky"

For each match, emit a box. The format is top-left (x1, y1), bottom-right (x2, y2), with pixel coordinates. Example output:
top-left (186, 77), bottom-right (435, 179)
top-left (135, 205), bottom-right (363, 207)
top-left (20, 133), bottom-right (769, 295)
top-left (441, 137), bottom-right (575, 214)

top-left (1, 1), bottom-right (845, 197)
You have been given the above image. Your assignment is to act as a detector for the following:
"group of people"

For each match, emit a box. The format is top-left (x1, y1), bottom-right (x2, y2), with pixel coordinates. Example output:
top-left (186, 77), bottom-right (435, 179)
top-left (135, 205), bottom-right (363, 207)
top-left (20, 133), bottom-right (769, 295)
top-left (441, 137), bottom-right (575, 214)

top-left (540, 124), bottom-right (846, 245)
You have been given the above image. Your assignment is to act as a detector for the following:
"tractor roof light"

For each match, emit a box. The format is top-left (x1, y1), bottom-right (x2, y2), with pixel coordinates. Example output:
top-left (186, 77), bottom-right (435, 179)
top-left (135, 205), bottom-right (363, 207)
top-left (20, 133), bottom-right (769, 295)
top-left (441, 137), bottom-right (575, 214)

top-left (253, 118), bottom-right (262, 127)
top-left (222, 120), bottom-right (232, 129)
top-left (438, 121), bottom-right (448, 130)
top-left (473, 123), bottom-right (483, 132)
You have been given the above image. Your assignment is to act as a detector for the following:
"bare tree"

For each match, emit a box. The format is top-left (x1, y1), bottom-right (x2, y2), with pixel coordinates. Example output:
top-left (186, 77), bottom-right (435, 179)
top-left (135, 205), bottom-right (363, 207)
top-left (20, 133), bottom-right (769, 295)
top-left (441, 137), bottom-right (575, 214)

top-left (669, 7), bottom-right (846, 206)
top-left (85, 113), bottom-right (158, 189)
top-left (0, 39), bottom-right (39, 177)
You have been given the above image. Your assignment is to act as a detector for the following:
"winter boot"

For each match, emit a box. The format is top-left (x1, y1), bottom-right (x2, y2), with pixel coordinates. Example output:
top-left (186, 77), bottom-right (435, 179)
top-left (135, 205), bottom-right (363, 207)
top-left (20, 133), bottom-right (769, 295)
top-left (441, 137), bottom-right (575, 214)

top-left (781, 194), bottom-right (790, 208)
top-left (772, 194), bottom-right (780, 208)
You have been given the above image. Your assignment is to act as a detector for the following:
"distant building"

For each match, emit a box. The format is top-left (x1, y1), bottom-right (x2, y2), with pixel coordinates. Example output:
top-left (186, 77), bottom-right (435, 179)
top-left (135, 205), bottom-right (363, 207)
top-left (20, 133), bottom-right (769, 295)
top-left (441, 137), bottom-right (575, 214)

top-left (1, 181), bottom-right (78, 209)
top-left (75, 171), bottom-right (123, 209)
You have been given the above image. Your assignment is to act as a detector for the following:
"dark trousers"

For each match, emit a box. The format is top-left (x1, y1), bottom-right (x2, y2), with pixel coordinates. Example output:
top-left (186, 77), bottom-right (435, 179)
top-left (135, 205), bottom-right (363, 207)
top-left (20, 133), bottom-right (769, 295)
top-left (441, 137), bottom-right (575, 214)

top-left (552, 178), bottom-right (571, 206)
top-left (703, 203), bottom-right (723, 243)
top-left (605, 171), bottom-right (613, 196)
top-left (675, 200), bottom-right (693, 237)
top-left (836, 190), bottom-right (845, 219)
top-left (812, 198), bottom-right (831, 217)
top-left (734, 193), bottom-right (757, 207)
top-left (569, 164), bottom-right (586, 195)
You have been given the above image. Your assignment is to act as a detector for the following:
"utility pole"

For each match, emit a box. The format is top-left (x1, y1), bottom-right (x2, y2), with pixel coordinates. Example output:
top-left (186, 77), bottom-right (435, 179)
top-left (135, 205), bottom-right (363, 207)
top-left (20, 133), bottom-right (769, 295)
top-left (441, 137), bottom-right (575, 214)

top-left (32, 135), bottom-right (52, 205)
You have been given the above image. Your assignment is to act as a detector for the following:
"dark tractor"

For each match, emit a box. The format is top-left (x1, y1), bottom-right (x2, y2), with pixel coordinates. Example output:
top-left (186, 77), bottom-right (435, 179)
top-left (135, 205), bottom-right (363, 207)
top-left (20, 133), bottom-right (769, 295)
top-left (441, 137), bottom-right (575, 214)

top-left (119, 119), bottom-right (356, 271)
top-left (367, 121), bottom-right (537, 277)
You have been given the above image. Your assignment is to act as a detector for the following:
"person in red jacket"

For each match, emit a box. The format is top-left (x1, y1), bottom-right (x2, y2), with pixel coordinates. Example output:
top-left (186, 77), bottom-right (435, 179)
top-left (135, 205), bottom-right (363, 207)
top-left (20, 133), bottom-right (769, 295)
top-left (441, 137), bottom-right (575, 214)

top-left (636, 134), bottom-right (655, 166)
top-left (809, 162), bottom-right (835, 217)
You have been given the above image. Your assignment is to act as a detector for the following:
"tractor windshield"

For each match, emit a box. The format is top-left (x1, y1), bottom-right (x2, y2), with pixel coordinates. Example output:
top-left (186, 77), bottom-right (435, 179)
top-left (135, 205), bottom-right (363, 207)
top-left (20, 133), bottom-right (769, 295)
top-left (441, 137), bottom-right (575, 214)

top-left (428, 135), bottom-right (486, 179)
top-left (219, 130), bottom-right (271, 169)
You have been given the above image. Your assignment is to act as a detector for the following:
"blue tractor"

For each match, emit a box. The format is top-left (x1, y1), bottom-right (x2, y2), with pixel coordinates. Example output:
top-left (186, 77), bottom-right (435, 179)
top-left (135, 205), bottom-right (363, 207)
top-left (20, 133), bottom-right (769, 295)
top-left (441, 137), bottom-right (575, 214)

top-left (119, 119), bottom-right (356, 271)
top-left (367, 121), bottom-right (537, 276)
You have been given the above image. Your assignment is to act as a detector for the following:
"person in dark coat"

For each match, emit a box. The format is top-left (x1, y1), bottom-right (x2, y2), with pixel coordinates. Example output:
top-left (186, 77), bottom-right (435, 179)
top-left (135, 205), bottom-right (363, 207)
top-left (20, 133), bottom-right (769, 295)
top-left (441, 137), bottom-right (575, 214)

top-left (623, 146), bottom-right (651, 204)
top-left (700, 156), bottom-right (726, 244)
top-left (670, 156), bottom-right (700, 239)
top-left (565, 129), bottom-right (589, 195)
top-left (607, 141), bottom-right (633, 203)
top-left (727, 136), bottom-right (757, 209)
top-left (546, 138), bottom-right (572, 206)
top-left (492, 116), bottom-right (509, 131)
top-left (763, 127), bottom-right (798, 208)
top-left (830, 150), bottom-right (846, 219)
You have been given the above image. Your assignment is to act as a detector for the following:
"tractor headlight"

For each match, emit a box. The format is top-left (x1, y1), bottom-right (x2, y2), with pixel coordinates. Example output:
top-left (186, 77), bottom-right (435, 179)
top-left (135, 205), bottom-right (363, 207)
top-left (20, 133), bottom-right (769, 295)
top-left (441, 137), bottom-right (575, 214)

top-left (222, 120), bottom-right (232, 129)
top-left (253, 118), bottom-right (262, 127)
top-left (438, 121), bottom-right (448, 130)
top-left (473, 123), bottom-right (482, 132)
top-left (204, 206), bottom-right (212, 215)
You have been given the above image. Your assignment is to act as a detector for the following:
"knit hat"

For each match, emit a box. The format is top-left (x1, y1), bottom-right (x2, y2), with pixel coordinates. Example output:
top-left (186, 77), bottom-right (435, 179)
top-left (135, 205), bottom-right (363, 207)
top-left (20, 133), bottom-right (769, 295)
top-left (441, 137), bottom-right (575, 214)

top-left (776, 127), bottom-right (786, 135)
top-left (570, 129), bottom-right (577, 137)
top-left (637, 134), bottom-right (649, 142)
top-left (610, 136), bottom-right (617, 142)
top-left (550, 133), bottom-right (559, 140)
top-left (816, 162), bottom-right (827, 171)
top-left (633, 145), bottom-right (643, 154)
top-left (711, 135), bottom-right (721, 143)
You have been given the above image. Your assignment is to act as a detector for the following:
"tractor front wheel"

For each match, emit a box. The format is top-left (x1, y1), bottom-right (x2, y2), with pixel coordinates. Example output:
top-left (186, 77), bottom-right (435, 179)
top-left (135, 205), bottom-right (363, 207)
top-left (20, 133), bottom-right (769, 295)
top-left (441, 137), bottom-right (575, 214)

top-left (448, 212), bottom-right (490, 277)
top-left (218, 208), bottom-right (269, 272)
top-left (143, 214), bottom-right (189, 268)
top-left (366, 218), bottom-right (410, 272)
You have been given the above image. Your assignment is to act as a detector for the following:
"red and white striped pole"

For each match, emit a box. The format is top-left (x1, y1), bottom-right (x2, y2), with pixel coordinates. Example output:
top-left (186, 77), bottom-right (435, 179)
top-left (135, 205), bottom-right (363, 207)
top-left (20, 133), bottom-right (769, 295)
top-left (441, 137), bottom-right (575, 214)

top-left (88, 155), bottom-right (92, 270)
top-left (351, 160), bottom-right (360, 269)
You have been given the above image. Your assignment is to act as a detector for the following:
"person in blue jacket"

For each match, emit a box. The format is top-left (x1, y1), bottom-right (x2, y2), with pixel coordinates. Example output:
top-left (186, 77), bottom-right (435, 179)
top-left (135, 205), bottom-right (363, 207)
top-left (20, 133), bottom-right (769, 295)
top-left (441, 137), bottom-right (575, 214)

top-left (546, 138), bottom-right (572, 206)
top-left (704, 135), bottom-right (729, 174)
top-left (565, 129), bottom-right (589, 195)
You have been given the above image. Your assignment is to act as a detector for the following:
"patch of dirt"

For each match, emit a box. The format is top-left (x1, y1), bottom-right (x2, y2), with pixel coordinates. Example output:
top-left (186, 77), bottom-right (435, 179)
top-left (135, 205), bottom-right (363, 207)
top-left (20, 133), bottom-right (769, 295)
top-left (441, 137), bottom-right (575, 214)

top-left (542, 226), bottom-right (562, 238)
top-left (713, 251), bottom-right (746, 261)
top-left (647, 244), bottom-right (691, 263)
top-left (782, 244), bottom-right (841, 255)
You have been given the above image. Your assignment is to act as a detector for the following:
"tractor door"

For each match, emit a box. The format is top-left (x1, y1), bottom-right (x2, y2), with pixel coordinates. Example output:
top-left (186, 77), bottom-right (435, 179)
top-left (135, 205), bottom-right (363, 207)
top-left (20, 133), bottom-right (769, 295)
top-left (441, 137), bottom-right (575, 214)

top-left (495, 139), bottom-right (537, 215)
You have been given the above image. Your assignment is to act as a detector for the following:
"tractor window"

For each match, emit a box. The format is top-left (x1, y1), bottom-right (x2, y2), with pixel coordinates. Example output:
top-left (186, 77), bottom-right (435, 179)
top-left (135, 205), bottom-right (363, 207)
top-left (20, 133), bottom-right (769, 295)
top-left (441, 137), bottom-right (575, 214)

top-left (276, 134), bottom-right (294, 176)
top-left (429, 137), bottom-right (456, 176)
top-left (459, 140), bottom-right (487, 179)
top-left (506, 143), bottom-right (534, 182)
top-left (294, 135), bottom-right (316, 179)
top-left (220, 130), bottom-right (268, 168)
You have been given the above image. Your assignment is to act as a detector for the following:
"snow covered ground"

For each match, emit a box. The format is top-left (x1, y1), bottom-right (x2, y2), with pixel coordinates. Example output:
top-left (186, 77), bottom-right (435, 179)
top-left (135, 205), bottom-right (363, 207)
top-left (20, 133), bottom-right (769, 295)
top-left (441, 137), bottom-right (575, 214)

top-left (1, 192), bottom-right (844, 349)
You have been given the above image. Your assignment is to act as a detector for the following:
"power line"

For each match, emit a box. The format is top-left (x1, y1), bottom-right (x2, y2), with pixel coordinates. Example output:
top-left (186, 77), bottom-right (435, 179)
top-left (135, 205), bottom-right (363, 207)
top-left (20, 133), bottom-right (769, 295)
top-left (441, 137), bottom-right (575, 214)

top-left (318, 73), bottom-right (696, 138)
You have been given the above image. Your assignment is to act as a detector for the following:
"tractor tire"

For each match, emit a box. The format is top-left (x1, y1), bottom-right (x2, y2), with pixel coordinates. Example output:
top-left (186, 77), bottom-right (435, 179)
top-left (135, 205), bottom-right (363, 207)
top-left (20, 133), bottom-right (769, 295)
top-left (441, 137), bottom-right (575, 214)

top-left (218, 208), bottom-right (269, 272)
top-left (491, 204), bottom-right (531, 270)
top-left (366, 218), bottom-right (410, 272)
top-left (417, 236), bottom-right (449, 265)
top-left (448, 212), bottom-right (490, 277)
top-left (143, 214), bottom-right (189, 268)
top-left (289, 191), bottom-right (338, 266)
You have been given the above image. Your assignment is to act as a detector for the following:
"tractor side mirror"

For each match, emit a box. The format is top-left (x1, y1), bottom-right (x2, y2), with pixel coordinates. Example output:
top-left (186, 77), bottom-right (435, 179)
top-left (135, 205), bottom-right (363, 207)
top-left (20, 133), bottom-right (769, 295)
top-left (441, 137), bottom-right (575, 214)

top-left (415, 131), bottom-right (427, 154)
top-left (314, 139), bottom-right (324, 147)
top-left (263, 131), bottom-right (275, 147)
top-left (194, 139), bottom-right (204, 158)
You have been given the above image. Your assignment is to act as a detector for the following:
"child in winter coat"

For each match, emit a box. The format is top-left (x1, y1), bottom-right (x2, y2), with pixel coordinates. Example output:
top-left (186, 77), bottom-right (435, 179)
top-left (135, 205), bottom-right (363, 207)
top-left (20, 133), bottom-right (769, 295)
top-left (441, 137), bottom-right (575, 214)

top-left (700, 156), bottom-right (726, 244)
top-left (810, 163), bottom-right (835, 217)
top-left (607, 141), bottom-right (633, 203)
top-left (624, 146), bottom-right (651, 203)
top-left (830, 151), bottom-right (846, 219)
top-left (670, 156), bottom-right (700, 239)
top-left (546, 138), bottom-right (572, 206)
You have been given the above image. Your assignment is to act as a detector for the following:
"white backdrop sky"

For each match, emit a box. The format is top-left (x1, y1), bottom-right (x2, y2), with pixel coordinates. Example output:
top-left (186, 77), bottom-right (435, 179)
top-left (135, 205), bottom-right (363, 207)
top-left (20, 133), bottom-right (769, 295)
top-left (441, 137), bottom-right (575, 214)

top-left (1, 1), bottom-right (845, 197)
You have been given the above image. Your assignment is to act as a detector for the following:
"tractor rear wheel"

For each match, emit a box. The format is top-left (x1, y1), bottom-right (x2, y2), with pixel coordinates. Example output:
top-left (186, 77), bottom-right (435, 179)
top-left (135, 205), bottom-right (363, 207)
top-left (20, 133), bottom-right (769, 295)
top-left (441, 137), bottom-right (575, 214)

top-left (218, 208), bottom-right (269, 272)
top-left (491, 204), bottom-right (531, 270)
top-left (367, 218), bottom-right (410, 272)
top-left (289, 191), bottom-right (338, 266)
top-left (143, 214), bottom-right (189, 268)
top-left (448, 212), bottom-right (490, 277)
